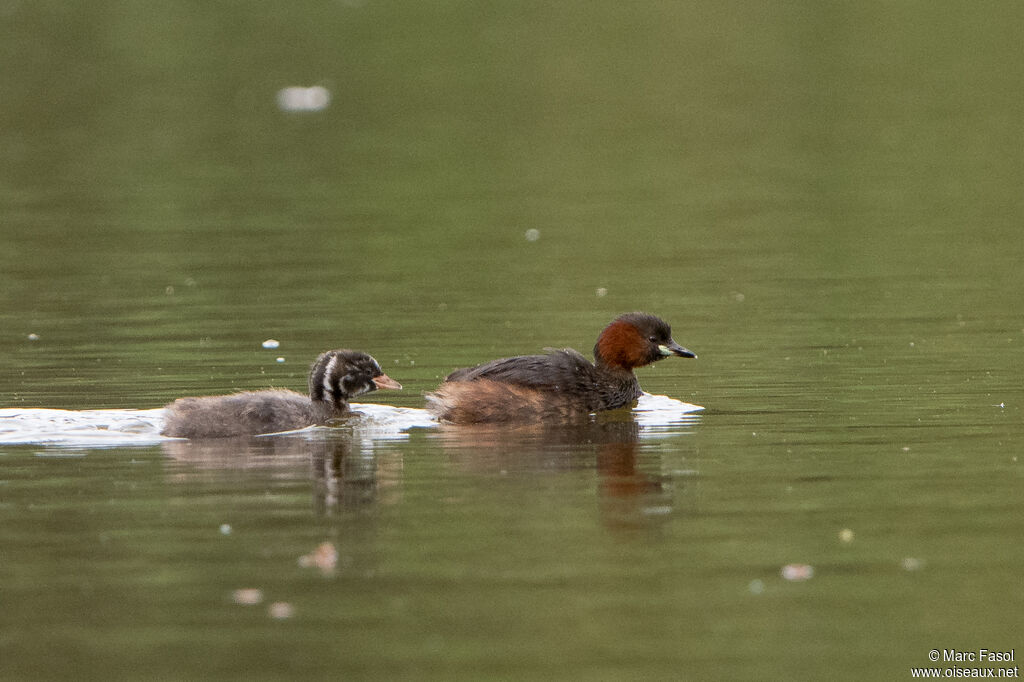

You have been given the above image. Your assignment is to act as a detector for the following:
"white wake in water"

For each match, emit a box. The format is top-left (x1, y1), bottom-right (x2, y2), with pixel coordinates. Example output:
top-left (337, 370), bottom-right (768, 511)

top-left (0, 394), bottom-right (702, 447)
top-left (0, 405), bottom-right (436, 447)
top-left (632, 393), bottom-right (705, 428)
top-left (0, 408), bottom-right (169, 447)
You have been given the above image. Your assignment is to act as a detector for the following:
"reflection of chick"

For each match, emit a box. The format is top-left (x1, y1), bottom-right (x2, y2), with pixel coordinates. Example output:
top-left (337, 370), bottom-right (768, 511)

top-left (162, 350), bottom-right (401, 438)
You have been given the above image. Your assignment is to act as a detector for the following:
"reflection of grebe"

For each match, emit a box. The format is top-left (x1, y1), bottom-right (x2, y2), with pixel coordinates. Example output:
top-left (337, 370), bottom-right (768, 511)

top-left (162, 350), bottom-right (401, 438)
top-left (427, 313), bottom-right (695, 424)
top-left (432, 418), bottom-right (693, 530)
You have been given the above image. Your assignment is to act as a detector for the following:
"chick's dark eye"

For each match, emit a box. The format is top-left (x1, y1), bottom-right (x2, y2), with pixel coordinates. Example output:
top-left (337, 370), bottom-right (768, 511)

top-left (648, 336), bottom-right (658, 343)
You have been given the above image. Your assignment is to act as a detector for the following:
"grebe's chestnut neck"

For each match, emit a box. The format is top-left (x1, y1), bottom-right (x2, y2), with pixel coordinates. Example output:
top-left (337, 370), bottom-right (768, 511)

top-left (593, 312), bottom-right (695, 371)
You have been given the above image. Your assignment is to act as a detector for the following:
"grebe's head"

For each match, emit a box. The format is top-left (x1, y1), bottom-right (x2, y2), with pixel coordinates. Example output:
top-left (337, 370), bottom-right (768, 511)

top-left (309, 350), bottom-right (402, 408)
top-left (593, 312), bottom-right (696, 370)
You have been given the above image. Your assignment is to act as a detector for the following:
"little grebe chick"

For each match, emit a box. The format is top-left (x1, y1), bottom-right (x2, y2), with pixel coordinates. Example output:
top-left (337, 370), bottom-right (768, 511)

top-left (162, 350), bottom-right (402, 438)
top-left (426, 312), bottom-right (695, 424)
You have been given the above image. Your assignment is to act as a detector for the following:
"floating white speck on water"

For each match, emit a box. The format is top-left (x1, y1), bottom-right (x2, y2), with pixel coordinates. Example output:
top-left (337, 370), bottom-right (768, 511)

top-left (232, 588), bottom-right (263, 605)
top-left (276, 357), bottom-right (285, 363)
top-left (901, 557), bottom-right (924, 571)
top-left (268, 602), bottom-right (295, 620)
top-left (748, 579), bottom-right (765, 595)
top-left (27, 333), bottom-right (40, 341)
top-left (781, 564), bottom-right (814, 581)
top-left (276, 86), bottom-right (331, 112)
top-left (839, 528), bottom-right (855, 543)
top-left (596, 287), bottom-right (608, 297)
top-left (298, 541), bottom-right (338, 574)
top-left (524, 228), bottom-right (540, 242)
top-left (262, 339), bottom-right (280, 349)
top-left (219, 524), bottom-right (232, 535)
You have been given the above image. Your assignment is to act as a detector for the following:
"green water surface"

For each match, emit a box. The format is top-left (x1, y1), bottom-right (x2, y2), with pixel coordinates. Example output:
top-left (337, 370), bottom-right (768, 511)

top-left (1, 2), bottom-right (1022, 680)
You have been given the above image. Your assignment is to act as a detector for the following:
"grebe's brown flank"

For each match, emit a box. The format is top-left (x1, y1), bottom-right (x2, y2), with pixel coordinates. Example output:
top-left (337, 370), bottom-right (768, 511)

top-left (427, 312), bottom-right (695, 424)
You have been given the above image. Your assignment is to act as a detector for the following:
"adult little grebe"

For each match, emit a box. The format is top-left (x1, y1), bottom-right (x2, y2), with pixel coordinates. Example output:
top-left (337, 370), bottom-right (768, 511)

top-left (426, 312), bottom-right (695, 424)
top-left (162, 349), bottom-right (402, 438)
